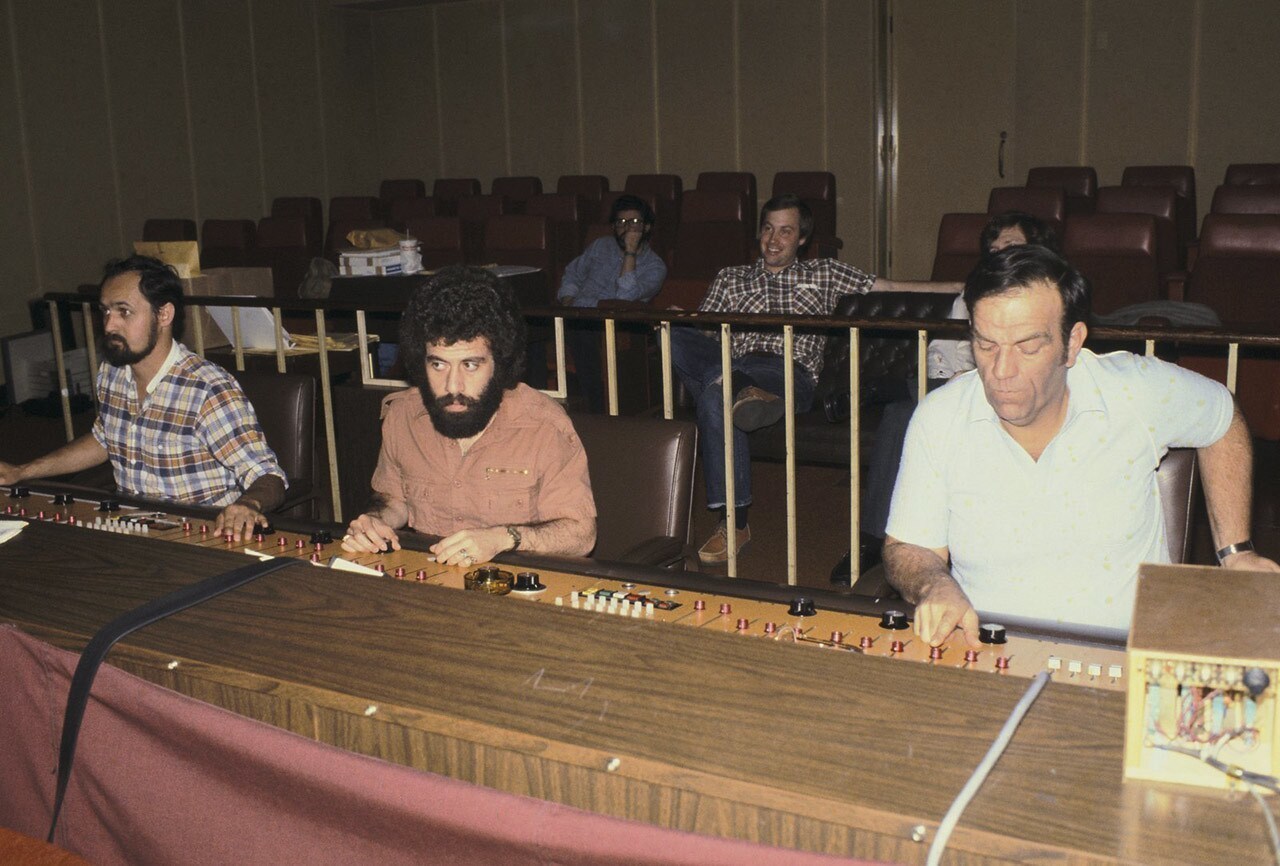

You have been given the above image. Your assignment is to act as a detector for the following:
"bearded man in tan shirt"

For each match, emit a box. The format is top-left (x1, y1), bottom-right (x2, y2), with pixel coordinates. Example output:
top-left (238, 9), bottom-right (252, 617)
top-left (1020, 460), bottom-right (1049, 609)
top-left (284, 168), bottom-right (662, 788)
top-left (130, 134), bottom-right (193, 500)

top-left (341, 266), bottom-right (597, 566)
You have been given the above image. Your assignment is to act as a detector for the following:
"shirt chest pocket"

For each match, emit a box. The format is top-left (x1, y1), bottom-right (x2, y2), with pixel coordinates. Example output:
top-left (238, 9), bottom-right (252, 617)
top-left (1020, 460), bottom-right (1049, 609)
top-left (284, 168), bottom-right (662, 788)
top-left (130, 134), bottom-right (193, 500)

top-left (148, 426), bottom-right (203, 470)
top-left (482, 470), bottom-right (540, 526)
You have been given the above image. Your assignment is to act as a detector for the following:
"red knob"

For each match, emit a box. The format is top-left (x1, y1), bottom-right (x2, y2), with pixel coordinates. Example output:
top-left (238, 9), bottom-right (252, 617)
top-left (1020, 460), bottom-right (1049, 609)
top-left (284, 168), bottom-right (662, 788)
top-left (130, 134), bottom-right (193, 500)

top-left (200, 524), bottom-right (208, 534)
top-left (694, 599), bottom-right (706, 611)
top-left (995, 656), bottom-right (1010, 670)
top-left (891, 640), bottom-right (905, 653)
top-left (719, 602), bottom-right (732, 615)
top-left (415, 570), bottom-right (427, 581)
top-left (964, 649), bottom-right (980, 663)
top-left (736, 618), bottom-right (749, 630)
top-left (929, 646), bottom-right (944, 660)
top-left (295, 539), bottom-right (305, 549)
top-left (859, 635), bottom-right (874, 649)
top-left (375, 563), bottom-right (385, 573)
top-left (830, 631), bottom-right (844, 644)
top-left (310, 552), bottom-right (321, 563)
top-left (395, 566), bottom-right (406, 579)
top-left (277, 537), bottom-right (287, 547)
top-left (764, 622), bottom-right (777, 634)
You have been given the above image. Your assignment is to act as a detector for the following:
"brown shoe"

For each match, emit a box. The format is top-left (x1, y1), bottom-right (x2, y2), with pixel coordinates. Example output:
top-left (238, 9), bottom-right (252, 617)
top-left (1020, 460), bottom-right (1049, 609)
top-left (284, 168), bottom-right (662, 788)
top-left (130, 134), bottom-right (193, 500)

top-left (732, 386), bottom-right (784, 432)
top-left (698, 522), bottom-right (751, 563)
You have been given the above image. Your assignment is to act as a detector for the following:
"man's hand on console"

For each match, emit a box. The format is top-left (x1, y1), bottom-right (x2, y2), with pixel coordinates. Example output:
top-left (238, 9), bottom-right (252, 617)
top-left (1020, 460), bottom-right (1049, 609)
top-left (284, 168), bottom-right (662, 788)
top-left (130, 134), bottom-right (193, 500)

top-left (912, 576), bottom-right (982, 649)
top-left (0, 460), bottom-right (25, 486)
top-left (431, 526), bottom-right (513, 568)
top-left (214, 500), bottom-right (270, 543)
top-left (342, 512), bottom-right (402, 554)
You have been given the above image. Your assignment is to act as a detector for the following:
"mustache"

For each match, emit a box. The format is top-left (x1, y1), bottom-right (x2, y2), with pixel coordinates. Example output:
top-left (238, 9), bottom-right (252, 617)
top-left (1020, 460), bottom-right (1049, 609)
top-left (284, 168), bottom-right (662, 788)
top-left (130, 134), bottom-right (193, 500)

top-left (435, 393), bottom-right (479, 408)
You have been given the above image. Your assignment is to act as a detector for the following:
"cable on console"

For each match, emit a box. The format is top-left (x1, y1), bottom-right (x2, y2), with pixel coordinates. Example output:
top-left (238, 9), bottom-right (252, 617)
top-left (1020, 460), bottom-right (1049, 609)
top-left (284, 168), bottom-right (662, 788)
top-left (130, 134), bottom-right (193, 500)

top-left (926, 670), bottom-right (1051, 866)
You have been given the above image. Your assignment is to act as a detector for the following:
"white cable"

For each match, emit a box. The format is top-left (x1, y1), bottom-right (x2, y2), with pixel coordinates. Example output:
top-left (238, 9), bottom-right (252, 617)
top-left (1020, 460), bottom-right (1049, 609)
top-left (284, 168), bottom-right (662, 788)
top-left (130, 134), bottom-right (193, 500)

top-left (1250, 786), bottom-right (1280, 866)
top-left (926, 670), bottom-right (1051, 866)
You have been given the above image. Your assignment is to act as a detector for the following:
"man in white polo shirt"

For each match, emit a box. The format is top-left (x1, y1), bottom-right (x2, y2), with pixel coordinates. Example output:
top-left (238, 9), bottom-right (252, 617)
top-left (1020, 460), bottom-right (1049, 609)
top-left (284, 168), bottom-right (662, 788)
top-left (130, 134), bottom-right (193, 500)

top-left (884, 244), bottom-right (1279, 644)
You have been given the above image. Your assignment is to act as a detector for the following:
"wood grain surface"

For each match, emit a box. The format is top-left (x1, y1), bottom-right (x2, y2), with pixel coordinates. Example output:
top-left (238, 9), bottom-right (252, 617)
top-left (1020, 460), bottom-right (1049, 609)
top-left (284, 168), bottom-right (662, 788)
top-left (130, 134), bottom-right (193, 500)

top-left (2, 518), bottom-right (1275, 864)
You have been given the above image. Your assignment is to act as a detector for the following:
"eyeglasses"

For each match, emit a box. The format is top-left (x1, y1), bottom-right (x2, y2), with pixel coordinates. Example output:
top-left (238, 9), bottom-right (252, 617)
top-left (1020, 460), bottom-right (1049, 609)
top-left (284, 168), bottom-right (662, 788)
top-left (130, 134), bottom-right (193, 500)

top-left (613, 218), bottom-right (645, 228)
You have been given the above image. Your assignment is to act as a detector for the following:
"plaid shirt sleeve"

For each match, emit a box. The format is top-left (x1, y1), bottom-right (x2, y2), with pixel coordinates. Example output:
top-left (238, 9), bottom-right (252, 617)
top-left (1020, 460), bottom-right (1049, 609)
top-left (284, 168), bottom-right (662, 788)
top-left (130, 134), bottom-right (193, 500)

top-left (194, 378), bottom-right (286, 493)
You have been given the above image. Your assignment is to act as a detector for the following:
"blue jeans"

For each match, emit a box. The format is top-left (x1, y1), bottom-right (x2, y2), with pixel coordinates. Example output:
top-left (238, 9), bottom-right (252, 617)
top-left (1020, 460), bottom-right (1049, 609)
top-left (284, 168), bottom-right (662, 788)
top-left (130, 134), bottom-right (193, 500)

top-left (669, 327), bottom-right (815, 509)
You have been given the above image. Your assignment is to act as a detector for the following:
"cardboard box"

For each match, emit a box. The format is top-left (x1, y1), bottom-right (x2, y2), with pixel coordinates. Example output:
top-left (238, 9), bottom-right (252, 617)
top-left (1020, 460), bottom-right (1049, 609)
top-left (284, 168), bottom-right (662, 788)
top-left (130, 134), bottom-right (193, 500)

top-left (181, 267), bottom-right (275, 349)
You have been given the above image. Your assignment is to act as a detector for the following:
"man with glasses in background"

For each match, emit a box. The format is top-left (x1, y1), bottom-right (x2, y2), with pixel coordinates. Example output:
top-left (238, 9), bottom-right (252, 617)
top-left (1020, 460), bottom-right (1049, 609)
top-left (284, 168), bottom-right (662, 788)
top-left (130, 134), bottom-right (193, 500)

top-left (556, 194), bottom-right (667, 412)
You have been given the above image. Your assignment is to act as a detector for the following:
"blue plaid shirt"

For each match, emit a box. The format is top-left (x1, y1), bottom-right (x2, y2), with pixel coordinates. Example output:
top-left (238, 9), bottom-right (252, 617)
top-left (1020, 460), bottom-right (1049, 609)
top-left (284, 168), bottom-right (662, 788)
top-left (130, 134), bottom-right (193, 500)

top-left (92, 342), bottom-right (285, 506)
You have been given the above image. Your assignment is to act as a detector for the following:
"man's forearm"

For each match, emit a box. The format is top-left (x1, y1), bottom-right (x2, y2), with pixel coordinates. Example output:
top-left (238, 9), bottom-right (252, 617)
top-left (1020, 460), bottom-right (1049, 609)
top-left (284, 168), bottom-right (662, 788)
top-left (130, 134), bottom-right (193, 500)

top-left (883, 537), bottom-right (955, 602)
top-left (11, 435), bottom-right (110, 482)
top-left (236, 474), bottom-right (286, 513)
top-left (517, 517), bottom-right (595, 557)
top-left (1197, 404), bottom-right (1255, 549)
top-left (366, 494), bottom-right (410, 530)
top-left (871, 278), bottom-right (963, 294)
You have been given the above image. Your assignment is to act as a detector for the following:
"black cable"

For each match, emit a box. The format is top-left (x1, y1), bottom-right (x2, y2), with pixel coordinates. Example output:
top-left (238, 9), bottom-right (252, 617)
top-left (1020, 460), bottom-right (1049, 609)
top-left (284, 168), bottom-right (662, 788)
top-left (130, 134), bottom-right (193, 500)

top-left (47, 556), bottom-right (297, 842)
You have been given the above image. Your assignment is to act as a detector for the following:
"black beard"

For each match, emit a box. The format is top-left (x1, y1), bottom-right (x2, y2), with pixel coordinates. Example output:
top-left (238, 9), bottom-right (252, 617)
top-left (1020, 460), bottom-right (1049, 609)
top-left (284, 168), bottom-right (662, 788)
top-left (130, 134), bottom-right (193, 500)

top-left (420, 377), bottom-right (505, 439)
top-left (102, 317), bottom-right (159, 367)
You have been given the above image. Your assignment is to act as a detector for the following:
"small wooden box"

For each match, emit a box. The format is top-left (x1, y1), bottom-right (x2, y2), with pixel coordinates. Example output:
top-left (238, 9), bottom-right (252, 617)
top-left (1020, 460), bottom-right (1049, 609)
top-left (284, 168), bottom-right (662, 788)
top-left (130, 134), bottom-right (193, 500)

top-left (1124, 564), bottom-right (1280, 791)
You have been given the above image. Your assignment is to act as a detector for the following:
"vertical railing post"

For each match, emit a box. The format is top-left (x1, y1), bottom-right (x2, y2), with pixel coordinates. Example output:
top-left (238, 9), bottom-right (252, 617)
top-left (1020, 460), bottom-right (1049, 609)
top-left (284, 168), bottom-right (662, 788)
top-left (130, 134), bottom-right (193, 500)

top-left (783, 325), bottom-right (797, 586)
top-left (605, 318), bottom-right (618, 416)
top-left (81, 302), bottom-right (98, 409)
top-left (721, 323), bottom-right (737, 577)
top-left (660, 321), bottom-right (673, 420)
top-left (272, 307), bottom-right (287, 373)
top-left (47, 301), bottom-right (74, 443)
top-left (356, 309), bottom-right (373, 385)
top-left (315, 310), bottom-right (343, 523)
top-left (231, 306), bottom-right (245, 371)
top-left (849, 326), bottom-right (861, 579)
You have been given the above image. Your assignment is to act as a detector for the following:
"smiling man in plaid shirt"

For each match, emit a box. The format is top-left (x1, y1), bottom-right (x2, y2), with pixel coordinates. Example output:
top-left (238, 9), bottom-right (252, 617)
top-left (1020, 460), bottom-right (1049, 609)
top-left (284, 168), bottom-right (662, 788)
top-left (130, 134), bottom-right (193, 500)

top-left (671, 194), bottom-right (960, 564)
top-left (0, 256), bottom-right (285, 540)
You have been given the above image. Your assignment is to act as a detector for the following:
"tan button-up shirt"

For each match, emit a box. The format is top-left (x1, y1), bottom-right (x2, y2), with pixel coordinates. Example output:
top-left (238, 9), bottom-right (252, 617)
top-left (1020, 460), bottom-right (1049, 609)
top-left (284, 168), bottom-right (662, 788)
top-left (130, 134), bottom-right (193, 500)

top-left (370, 384), bottom-right (596, 554)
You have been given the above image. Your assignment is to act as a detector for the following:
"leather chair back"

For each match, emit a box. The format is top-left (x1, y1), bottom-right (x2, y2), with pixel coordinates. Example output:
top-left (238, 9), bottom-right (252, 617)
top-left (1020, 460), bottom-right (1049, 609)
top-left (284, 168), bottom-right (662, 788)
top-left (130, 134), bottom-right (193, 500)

top-left (389, 196), bottom-right (439, 231)
top-left (1026, 166), bottom-right (1097, 216)
top-left (329, 196), bottom-right (382, 222)
top-left (1186, 214), bottom-right (1280, 327)
top-left (269, 197), bottom-right (323, 257)
top-left (252, 216), bottom-right (311, 298)
top-left (404, 217), bottom-right (465, 270)
top-left (1224, 163), bottom-right (1280, 186)
top-left (1122, 165), bottom-right (1198, 250)
top-left (1063, 213), bottom-right (1162, 313)
top-left (432, 178), bottom-right (482, 216)
top-left (668, 191), bottom-right (752, 282)
top-left (458, 194), bottom-right (510, 262)
top-left (1096, 186), bottom-right (1182, 272)
top-left (930, 212), bottom-right (988, 281)
top-left (1156, 448), bottom-right (1198, 564)
top-left (143, 219), bottom-right (197, 242)
top-left (379, 178), bottom-right (426, 202)
top-left (569, 413), bottom-right (697, 564)
top-left (233, 371), bottom-right (316, 518)
top-left (201, 219), bottom-right (256, 268)
top-left (483, 214), bottom-right (553, 271)
top-left (772, 171), bottom-right (837, 240)
top-left (491, 176), bottom-right (543, 213)
top-left (1210, 184), bottom-right (1280, 215)
top-left (556, 175), bottom-right (609, 204)
top-left (697, 172), bottom-right (757, 222)
top-left (987, 186), bottom-right (1066, 226)
top-left (526, 193), bottom-right (586, 283)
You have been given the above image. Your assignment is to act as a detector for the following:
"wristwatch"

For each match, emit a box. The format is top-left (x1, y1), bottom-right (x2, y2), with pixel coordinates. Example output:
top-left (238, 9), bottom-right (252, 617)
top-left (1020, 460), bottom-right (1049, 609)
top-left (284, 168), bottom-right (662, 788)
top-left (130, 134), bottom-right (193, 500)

top-left (505, 525), bottom-right (522, 551)
top-left (1215, 539), bottom-right (1254, 564)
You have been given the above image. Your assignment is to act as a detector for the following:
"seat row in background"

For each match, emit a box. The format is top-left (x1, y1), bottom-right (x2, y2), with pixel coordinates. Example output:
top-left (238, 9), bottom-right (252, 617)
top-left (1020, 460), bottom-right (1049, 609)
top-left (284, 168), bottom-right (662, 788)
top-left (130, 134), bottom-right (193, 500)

top-left (140, 171), bottom-right (840, 304)
top-left (930, 162), bottom-right (1280, 327)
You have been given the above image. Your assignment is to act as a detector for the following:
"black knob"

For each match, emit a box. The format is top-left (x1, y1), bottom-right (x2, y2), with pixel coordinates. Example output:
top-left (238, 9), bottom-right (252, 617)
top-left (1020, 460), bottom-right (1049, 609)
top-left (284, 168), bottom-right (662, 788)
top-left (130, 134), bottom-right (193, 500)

top-left (255, 522), bottom-right (275, 535)
top-left (1244, 667), bottom-right (1271, 698)
top-left (978, 624), bottom-right (1007, 645)
top-left (97, 499), bottom-right (120, 512)
top-left (879, 610), bottom-right (909, 630)
top-left (52, 493), bottom-right (72, 505)
top-left (513, 572), bottom-right (546, 592)
top-left (788, 597), bottom-right (817, 617)
top-left (310, 530), bottom-right (333, 545)
top-left (10, 486), bottom-right (30, 498)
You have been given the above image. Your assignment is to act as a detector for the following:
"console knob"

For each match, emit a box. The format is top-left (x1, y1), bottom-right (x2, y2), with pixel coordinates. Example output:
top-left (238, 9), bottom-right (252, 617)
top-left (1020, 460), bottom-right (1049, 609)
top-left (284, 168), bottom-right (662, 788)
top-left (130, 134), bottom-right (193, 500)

top-left (890, 639), bottom-right (905, 653)
top-left (830, 631), bottom-right (843, 644)
top-left (978, 623), bottom-right (1007, 645)
top-left (694, 599), bottom-right (706, 611)
top-left (859, 635), bottom-right (874, 649)
top-left (964, 649), bottom-right (980, 663)
top-left (787, 597), bottom-right (817, 617)
top-left (995, 656), bottom-right (1011, 670)
top-left (736, 618), bottom-right (750, 631)
top-left (310, 530), bottom-right (333, 545)
top-left (52, 493), bottom-right (72, 505)
top-left (513, 572), bottom-right (546, 592)
top-left (415, 570), bottom-right (427, 582)
top-left (255, 523), bottom-right (275, 536)
top-left (97, 498), bottom-right (120, 512)
top-left (10, 486), bottom-right (30, 498)
top-left (879, 610), bottom-right (909, 630)
top-left (394, 566), bottom-right (406, 579)
top-left (929, 646), bottom-right (944, 660)
top-left (763, 622), bottom-right (777, 634)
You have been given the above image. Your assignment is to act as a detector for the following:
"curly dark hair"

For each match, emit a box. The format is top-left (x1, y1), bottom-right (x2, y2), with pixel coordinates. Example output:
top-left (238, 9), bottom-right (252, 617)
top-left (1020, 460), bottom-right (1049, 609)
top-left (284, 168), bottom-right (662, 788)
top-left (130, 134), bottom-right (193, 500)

top-left (399, 265), bottom-right (527, 390)
top-left (100, 255), bottom-right (185, 339)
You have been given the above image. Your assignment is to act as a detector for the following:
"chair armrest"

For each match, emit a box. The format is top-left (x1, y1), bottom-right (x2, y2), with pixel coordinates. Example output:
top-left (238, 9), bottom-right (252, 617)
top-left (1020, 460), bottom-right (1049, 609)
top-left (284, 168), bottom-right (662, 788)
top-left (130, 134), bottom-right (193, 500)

top-left (1162, 270), bottom-right (1188, 302)
top-left (614, 535), bottom-right (686, 569)
top-left (275, 478), bottom-right (316, 513)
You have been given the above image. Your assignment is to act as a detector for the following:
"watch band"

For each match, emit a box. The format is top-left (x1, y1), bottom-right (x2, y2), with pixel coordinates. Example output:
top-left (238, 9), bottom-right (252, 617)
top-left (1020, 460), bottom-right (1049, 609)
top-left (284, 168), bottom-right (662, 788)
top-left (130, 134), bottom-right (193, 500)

top-left (506, 525), bottom-right (522, 551)
top-left (1215, 539), bottom-right (1254, 563)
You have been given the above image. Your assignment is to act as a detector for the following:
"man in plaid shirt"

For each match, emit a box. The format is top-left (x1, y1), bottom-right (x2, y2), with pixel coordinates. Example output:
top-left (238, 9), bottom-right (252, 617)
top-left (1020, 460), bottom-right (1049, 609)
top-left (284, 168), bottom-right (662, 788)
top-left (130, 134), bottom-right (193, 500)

top-left (0, 257), bottom-right (285, 540)
top-left (672, 194), bottom-right (960, 563)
